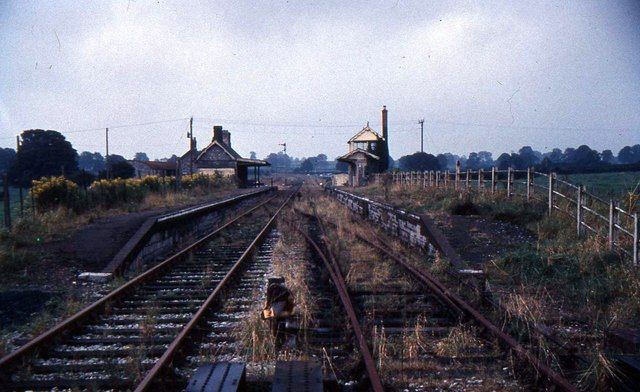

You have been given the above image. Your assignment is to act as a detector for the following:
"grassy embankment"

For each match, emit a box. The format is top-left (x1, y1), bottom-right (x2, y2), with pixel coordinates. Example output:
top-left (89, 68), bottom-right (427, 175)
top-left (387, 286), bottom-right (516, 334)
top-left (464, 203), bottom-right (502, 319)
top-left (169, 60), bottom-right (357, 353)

top-left (348, 181), bottom-right (639, 388)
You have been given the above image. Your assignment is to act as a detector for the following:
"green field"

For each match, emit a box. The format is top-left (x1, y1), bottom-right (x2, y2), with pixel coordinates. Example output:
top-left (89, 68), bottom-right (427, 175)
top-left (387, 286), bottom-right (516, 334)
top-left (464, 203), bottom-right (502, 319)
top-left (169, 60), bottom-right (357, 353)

top-left (557, 171), bottom-right (640, 201)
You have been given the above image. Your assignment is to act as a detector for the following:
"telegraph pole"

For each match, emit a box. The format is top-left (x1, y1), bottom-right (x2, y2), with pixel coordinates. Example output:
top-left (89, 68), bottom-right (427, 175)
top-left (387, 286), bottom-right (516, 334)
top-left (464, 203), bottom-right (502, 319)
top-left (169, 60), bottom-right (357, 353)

top-left (187, 117), bottom-right (194, 175)
top-left (105, 127), bottom-right (110, 179)
top-left (16, 135), bottom-right (23, 214)
top-left (418, 119), bottom-right (425, 153)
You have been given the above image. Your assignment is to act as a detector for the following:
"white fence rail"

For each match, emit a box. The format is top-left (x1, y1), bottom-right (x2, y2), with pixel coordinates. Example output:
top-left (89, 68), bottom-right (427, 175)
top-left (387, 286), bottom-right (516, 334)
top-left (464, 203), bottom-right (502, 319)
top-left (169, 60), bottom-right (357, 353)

top-left (372, 168), bottom-right (639, 264)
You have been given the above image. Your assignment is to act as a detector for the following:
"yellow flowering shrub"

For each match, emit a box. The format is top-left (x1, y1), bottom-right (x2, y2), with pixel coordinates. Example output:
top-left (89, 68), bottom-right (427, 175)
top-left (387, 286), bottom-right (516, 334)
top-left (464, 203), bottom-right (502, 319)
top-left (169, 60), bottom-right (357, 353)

top-left (30, 176), bottom-right (80, 211)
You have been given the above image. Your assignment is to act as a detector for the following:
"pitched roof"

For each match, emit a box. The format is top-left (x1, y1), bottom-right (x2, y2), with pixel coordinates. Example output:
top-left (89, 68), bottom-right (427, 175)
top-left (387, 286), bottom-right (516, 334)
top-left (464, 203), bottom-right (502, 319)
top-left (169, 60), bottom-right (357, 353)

top-left (348, 123), bottom-right (384, 143)
top-left (337, 148), bottom-right (380, 162)
top-left (196, 139), bottom-right (242, 161)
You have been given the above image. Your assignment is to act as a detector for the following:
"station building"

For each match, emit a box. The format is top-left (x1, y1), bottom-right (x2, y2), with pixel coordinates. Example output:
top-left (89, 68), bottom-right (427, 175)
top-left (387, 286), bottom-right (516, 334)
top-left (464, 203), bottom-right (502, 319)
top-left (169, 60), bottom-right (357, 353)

top-left (181, 126), bottom-right (269, 187)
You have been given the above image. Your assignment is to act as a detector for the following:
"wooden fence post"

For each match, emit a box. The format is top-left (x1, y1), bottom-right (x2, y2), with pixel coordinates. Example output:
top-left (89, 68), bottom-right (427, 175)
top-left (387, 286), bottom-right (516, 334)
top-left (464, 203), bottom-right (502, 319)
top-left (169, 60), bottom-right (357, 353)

top-left (478, 169), bottom-right (483, 190)
top-left (548, 173), bottom-right (555, 216)
top-left (3, 174), bottom-right (10, 228)
top-left (526, 167), bottom-right (532, 202)
top-left (465, 169), bottom-right (470, 189)
top-left (491, 167), bottom-right (496, 194)
top-left (506, 167), bottom-right (512, 199)
top-left (608, 200), bottom-right (616, 250)
top-left (455, 164), bottom-right (460, 190)
top-left (576, 185), bottom-right (584, 237)
top-left (435, 171), bottom-right (440, 187)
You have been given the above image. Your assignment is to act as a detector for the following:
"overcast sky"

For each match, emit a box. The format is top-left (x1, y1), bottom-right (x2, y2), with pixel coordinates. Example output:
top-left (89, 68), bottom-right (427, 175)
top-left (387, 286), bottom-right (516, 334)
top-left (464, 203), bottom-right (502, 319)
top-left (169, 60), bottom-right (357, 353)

top-left (1, 1), bottom-right (639, 161)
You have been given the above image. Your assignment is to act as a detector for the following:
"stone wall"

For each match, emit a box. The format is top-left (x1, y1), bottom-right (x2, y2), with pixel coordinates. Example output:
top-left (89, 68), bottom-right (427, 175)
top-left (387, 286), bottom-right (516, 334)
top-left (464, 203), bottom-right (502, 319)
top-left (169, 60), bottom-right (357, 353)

top-left (326, 187), bottom-right (433, 252)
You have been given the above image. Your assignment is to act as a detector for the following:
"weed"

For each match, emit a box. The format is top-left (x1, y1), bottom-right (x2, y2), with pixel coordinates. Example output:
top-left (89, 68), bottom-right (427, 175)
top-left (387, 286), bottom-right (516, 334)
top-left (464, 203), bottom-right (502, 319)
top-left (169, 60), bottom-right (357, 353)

top-left (435, 325), bottom-right (482, 357)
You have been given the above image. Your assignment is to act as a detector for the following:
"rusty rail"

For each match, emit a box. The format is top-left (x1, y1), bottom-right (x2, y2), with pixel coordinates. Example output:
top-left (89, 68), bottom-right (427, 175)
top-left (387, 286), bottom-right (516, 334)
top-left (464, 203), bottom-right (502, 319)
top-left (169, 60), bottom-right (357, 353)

top-left (0, 193), bottom-right (280, 373)
top-left (307, 199), bottom-right (579, 392)
top-left (361, 234), bottom-right (579, 392)
top-left (135, 187), bottom-right (299, 391)
top-left (288, 213), bottom-right (385, 392)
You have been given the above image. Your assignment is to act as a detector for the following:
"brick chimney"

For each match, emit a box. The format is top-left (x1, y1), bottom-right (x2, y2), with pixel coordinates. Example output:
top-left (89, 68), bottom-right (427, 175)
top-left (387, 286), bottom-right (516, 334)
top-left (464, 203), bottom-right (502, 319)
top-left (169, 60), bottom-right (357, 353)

top-left (380, 105), bottom-right (389, 171)
top-left (213, 126), bottom-right (223, 142)
top-left (381, 105), bottom-right (388, 141)
top-left (222, 130), bottom-right (231, 147)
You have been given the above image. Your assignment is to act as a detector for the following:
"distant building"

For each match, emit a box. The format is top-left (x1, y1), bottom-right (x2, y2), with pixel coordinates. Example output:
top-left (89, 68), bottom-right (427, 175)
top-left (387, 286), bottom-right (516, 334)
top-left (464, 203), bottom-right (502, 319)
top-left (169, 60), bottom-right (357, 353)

top-left (337, 106), bottom-right (390, 186)
top-left (129, 160), bottom-right (177, 178)
top-left (181, 126), bottom-right (269, 187)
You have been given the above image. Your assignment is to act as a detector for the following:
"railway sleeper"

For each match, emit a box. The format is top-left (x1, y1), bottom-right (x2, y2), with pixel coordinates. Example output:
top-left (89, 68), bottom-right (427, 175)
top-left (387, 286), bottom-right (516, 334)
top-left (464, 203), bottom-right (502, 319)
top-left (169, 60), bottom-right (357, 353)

top-left (8, 375), bottom-right (134, 390)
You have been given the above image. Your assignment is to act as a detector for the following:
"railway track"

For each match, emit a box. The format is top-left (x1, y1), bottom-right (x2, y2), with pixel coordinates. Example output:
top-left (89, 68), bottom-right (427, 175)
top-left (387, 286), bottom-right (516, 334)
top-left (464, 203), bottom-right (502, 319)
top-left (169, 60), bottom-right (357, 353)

top-left (289, 198), bottom-right (579, 391)
top-left (0, 188), bottom-right (298, 391)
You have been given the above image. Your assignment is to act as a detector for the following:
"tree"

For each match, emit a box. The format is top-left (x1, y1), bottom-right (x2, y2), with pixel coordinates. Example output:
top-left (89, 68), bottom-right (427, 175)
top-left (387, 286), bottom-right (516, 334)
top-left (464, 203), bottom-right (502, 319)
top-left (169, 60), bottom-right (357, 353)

top-left (299, 158), bottom-right (314, 173)
top-left (78, 151), bottom-right (105, 174)
top-left (466, 152), bottom-right (481, 170)
top-left (0, 148), bottom-right (16, 175)
top-left (517, 146), bottom-right (540, 168)
top-left (543, 148), bottom-right (563, 163)
top-left (571, 145), bottom-right (601, 167)
top-left (563, 147), bottom-right (577, 163)
top-left (134, 152), bottom-right (149, 161)
top-left (250, 151), bottom-right (257, 159)
top-left (601, 149), bottom-right (615, 164)
top-left (477, 151), bottom-right (494, 168)
top-left (435, 153), bottom-right (462, 170)
top-left (496, 153), bottom-right (512, 170)
top-left (70, 170), bottom-right (96, 188)
top-left (265, 152), bottom-right (292, 172)
top-left (618, 144), bottom-right (640, 164)
top-left (10, 130), bottom-right (78, 186)
top-left (398, 152), bottom-right (440, 171)
top-left (109, 161), bottom-right (135, 179)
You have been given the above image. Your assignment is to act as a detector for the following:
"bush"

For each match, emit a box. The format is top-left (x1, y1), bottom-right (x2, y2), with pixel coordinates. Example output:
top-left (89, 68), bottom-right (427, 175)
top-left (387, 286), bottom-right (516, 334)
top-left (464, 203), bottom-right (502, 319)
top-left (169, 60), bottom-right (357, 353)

top-left (30, 177), bottom-right (81, 211)
top-left (88, 178), bottom-right (146, 208)
top-left (29, 173), bottom-right (231, 212)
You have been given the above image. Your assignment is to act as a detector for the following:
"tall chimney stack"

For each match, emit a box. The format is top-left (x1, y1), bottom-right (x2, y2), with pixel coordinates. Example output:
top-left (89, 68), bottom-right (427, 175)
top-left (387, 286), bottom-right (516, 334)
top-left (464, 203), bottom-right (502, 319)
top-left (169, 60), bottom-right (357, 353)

top-left (381, 105), bottom-right (389, 171)
top-left (382, 105), bottom-right (388, 142)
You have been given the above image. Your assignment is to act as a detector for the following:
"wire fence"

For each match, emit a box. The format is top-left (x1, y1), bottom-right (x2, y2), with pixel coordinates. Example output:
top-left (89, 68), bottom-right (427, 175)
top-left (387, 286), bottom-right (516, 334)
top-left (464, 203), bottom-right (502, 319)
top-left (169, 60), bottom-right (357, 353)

top-left (372, 168), bottom-right (640, 265)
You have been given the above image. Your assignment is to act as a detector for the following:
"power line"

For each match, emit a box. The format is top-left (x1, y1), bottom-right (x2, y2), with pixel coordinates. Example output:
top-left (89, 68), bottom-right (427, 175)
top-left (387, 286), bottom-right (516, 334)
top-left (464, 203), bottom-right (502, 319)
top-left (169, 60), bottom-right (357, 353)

top-left (2, 116), bottom-right (638, 142)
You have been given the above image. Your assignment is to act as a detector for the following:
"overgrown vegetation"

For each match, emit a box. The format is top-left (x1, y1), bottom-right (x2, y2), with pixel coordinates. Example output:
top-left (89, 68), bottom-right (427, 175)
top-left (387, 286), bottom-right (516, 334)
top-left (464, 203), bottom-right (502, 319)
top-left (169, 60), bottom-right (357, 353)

top-left (30, 173), bottom-right (232, 212)
top-left (351, 181), bottom-right (640, 389)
